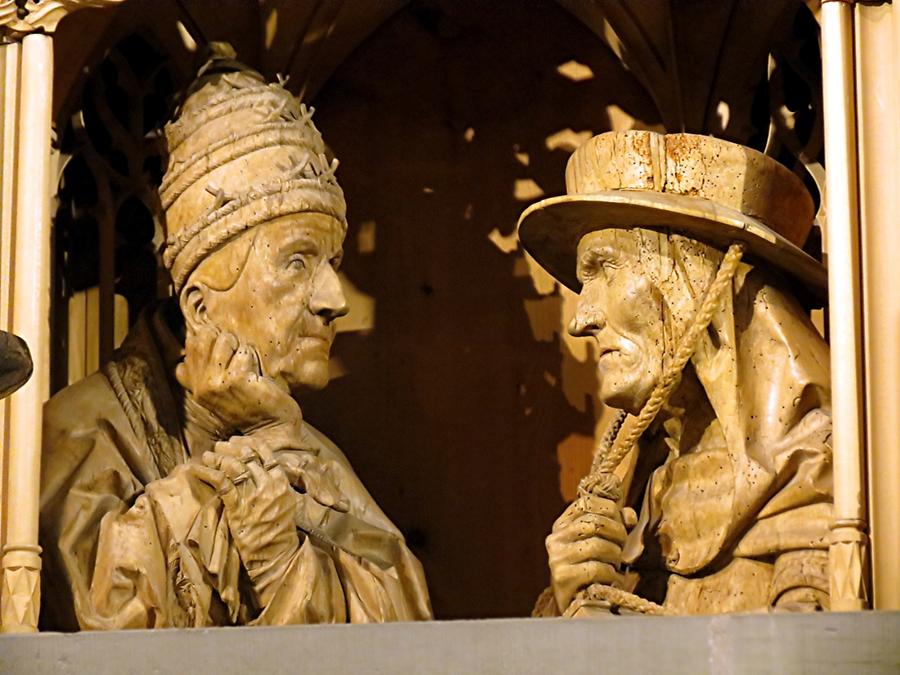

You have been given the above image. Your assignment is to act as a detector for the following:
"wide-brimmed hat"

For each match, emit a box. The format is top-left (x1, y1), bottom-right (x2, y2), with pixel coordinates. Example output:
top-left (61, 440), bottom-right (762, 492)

top-left (517, 131), bottom-right (825, 296)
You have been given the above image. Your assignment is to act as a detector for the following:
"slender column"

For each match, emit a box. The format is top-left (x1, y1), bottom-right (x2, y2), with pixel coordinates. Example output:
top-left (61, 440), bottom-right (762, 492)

top-left (820, 0), bottom-right (869, 611)
top-left (0, 33), bottom-right (53, 633)
top-left (855, 1), bottom-right (900, 610)
top-left (0, 41), bottom-right (20, 561)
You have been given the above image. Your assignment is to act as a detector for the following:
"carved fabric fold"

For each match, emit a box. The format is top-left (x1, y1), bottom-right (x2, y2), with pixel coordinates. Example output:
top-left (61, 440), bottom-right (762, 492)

top-left (39, 307), bottom-right (432, 630)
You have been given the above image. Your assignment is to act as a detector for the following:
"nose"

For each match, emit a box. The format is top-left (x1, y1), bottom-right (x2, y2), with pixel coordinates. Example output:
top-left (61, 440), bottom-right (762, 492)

top-left (568, 301), bottom-right (605, 337)
top-left (309, 261), bottom-right (349, 324)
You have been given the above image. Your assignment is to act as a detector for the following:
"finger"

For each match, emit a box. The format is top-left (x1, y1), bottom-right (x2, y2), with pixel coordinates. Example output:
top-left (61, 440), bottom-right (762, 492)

top-left (174, 362), bottom-right (191, 391)
top-left (215, 439), bottom-right (257, 464)
top-left (209, 331), bottom-right (239, 371)
top-left (218, 454), bottom-right (251, 483)
top-left (558, 560), bottom-right (624, 592)
top-left (569, 513), bottom-right (627, 546)
top-left (230, 344), bottom-right (261, 380)
top-left (547, 516), bottom-right (624, 562)
top-left (202, 450), bottom-right (221, 469)
top-left (553, 494), bottom-right (618, 531)
top-left (553, 500), bottom-right (586, 531)
top-left (552, 537), bottom-right (623, 568)
top-left (224, 436), bottom-right (278, 470)
top-left (292, 457), bottom-right (325, 487)
top-left (622, 507), bottom-right (638, 529)
top-left (578, 493), bottom-right (621, 519)
top-left (547, 527), bottom-right (623, 565)
top-left (188, 462), bottom-right (228, 488)
top-left (215, 436), bottom-right (259, 464)
top-left (288, 455), bottom-right (349, 512)
top-left (176, 324), bottom-right (218, 392)
top-left (203, 448), bottom-right (251, 470)
top-left (250, 440), bottom-right (279, 471)
top-left (186, 464), bottom-right (239, 509)
top-left (245, 460), bottom-right (270, 489)
top-left (301, 471), bottom-right (345, 511)
top-left (552, 560), bottom-right (624, 612)
top-left (184, 322), bottom-right (217, 359)
top-left (246, 344), bottom-right (263, 375)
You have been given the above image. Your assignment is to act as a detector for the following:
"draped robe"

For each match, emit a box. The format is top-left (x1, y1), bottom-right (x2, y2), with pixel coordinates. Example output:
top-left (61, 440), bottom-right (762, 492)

top-left (620, 269), bottom-right (834, 614)
top-left (536, 265), bottom-right (834, 617)
top-left (39, 308), bottom-right (432, 630)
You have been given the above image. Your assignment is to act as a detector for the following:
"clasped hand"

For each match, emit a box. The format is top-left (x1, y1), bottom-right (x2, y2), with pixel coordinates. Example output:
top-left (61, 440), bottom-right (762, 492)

top-left (191, 432), bottom-right (349, 608)
top-left (178, 326), bottom-right (347, 591)
top-left (546, 493), bottom-right (635, 612)
top-left (196, 439), bottom-right (298, 574)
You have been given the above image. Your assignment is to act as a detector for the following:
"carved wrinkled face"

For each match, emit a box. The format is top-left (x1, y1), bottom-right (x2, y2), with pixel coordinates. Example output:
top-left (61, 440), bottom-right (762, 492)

top-left (571, 229), bottom-right (665, 415)
top-left (198, 212), bottom-right (347, 393)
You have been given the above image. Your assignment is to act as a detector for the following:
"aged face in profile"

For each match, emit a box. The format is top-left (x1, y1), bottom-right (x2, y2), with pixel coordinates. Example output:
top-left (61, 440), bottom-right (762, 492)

top-left (570, 229), bottom-right (665, 415)
top-left (187, 212), bottom-right (348, 393)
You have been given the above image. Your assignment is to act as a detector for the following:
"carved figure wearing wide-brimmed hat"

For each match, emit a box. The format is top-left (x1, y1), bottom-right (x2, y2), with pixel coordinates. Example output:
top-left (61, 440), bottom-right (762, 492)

top-left (520, 131), bottom-right (833, 616)
top-left (40, 50), bottom-right (431, 630)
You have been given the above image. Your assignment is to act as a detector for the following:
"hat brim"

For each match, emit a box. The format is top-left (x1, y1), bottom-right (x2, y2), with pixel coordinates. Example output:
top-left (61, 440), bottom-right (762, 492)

top-left (517, 191), bottom-right (827, 298)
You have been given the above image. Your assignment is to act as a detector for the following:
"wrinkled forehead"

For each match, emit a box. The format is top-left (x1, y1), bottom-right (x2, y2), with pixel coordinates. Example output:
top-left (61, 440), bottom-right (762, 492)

top-left (576, 228), bottom-right (642, 260)
top-left (255, 212), bottom-right (346, 252)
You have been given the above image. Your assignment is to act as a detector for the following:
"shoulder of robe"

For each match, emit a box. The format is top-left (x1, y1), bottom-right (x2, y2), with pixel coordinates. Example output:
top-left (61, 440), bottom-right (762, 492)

top-left (40, 372), bottom-right (141, 506)
top-left (299, 421), bottom-right (353, 469)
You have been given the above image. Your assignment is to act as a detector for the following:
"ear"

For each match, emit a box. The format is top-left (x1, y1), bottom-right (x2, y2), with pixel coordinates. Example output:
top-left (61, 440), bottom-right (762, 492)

top-left (180, 282), bottom-right (210, 331)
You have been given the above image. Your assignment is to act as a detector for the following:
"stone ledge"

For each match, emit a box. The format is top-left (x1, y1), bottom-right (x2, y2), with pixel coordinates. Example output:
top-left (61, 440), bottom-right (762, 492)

top-left (2, 611), bottom-right (898, 674)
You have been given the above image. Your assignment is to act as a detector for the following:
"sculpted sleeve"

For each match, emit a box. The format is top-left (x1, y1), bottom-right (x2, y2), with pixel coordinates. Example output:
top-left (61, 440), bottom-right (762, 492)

top-left (286, 424), bottom-right (433, 622)
top-left (288, 497), bottom-right (432, 623)
top-left (39, 373), bottom-right (188, 629)
top-left (40, 374), bottom-right (431, 628)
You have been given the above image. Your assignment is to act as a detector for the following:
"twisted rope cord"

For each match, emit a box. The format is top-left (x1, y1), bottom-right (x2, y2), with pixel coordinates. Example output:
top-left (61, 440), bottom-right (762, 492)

top-left (594, 408), bottom-right (626, 471)
top-left (584, 241), bottom-right (745, 489)
top-left (572, 241), bottom-right (745, 616)
top-left (566, 584), bottom-right (669, 616)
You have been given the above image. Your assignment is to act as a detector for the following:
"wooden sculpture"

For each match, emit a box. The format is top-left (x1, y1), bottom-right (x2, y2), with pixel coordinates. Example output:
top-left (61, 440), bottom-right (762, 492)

top-left (38, 52), bottom-right (431, 630)
top-left (520, 131), bottom-right (833, 616)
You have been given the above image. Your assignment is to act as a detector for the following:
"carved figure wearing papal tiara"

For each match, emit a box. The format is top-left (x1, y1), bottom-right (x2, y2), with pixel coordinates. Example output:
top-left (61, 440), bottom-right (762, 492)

top-left (40, 48), bottom-right (431, 630)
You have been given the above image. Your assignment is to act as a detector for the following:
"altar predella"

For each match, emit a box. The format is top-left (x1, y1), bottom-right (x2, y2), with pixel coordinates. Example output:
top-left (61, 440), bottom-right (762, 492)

top-left (39, 55), bottom-right (833, 629)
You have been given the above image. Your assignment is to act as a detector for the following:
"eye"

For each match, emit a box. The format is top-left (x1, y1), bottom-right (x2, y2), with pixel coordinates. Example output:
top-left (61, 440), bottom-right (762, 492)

top-left (599, 259), bottom-right (617, 279)
top-left (288, 254), bottom-right (307, 271)
top-left (609, 257), bottom-right (625, 270)
top-left (578, 255), bottom-right (606, 283)
top-left (578, 246), bottom-right (623, 284)
top-left (329, 254), bottom-right (343, 271)
top-left (578, 266), bottom-right (599, 285)
top-left (577, 260), bottom-right (597, 285)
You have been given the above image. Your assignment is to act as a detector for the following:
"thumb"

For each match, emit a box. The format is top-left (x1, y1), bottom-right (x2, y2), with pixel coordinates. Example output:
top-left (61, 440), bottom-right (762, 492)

top-left (174, 361), bottom-right (192, 392)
